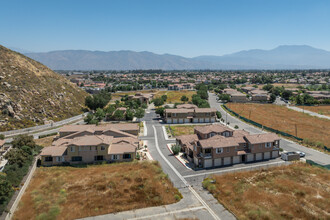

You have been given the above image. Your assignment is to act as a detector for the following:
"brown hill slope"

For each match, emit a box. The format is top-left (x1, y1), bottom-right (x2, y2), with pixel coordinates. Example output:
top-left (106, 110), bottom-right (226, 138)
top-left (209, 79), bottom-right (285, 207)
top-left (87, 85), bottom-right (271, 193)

top-left (0, 45), bottom-right (88, 131)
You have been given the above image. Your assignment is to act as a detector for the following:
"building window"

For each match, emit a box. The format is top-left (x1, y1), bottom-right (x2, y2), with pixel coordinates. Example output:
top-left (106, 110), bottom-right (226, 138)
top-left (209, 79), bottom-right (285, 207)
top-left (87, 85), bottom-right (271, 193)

top-left (56, 156), bottom-right (62, 162)
top-left (123, 154), bottom-right (131, 159)
top-left (216, 148), bottom-right (223, 154)
top-left (70, 146), bottom-right (75, 152)
top-left (45, 156), bottom-right (53, 162)
top-left (95, 155), bottom-right (104, 161)
top-left (112, 155), bottom-right (119, 160)
top-left (101, 146), bottom-right (105, 150)
top-left (265, 142), bottom-right (272, 148)
top-left (193, 145), bottom-right (197, 151)
top-left (227, 148), bottom-right (230, 153)
top-left (72, 156), bottom-right (82, 162)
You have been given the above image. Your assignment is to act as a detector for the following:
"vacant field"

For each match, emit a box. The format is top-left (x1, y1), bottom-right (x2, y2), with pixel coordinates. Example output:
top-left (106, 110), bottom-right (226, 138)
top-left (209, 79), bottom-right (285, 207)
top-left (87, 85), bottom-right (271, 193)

top-left (227, 103), bottom-right (330, 148)
top-left (166, 125), bottom-right (196, 137)
top-left (302, 105), bottom-right (330, 116)
top-left (154, 90), bottom-right (196, 104)
top-left (35, 135), bottom-right (56, 147)
top-left (203, 163), bottom-right (330, 220)
top-left (112, 90), bottom-right (158, 101)
top-left (14, 161), bottom-right (181, 220)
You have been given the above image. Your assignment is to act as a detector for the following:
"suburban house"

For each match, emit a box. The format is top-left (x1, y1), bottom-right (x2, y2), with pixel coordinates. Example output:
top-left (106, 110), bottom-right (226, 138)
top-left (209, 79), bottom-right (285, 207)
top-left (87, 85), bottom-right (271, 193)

top-left (222, 88), bottom-right (247, 102)
top-left (127, 93), bottom-right (153, 104)
top-left (165, 105), bottom-right (217, 123)
top-left (176, 124), bottom-right (280, 168)
top-left (40, 123), bottom-right (139, 166)
top-left (168, 83), bottom-right (194, 90)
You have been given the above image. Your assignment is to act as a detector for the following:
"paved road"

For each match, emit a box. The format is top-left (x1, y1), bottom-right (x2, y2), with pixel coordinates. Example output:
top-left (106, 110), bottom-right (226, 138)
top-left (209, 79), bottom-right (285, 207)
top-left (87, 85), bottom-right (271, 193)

top-left (287, 105), bottom-right (330, 120)
top-left (209, 93), bottom-right (330, 165)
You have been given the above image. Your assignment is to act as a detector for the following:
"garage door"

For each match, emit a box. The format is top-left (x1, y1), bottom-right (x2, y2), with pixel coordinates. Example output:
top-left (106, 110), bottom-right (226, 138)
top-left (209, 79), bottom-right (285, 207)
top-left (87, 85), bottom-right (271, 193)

top-left (199, 118), bottom-right (204, 123)
top-left (194, 157), bottom-right (198, 166)
top-left (214, 158), bottom-right (222, 167)
top-left (204, 159), bottom-right (213, 168)
top-left (247, 154), bottom-right (254, 162)
top-left (193, 118), bottom-right (199, 123)
top-left (223, 157), bottom-right (231, 165)
top-left (233, 156), bottom-right (240, 164)
top-left (211, 118), bottom-right (215, 122)
top-left (205, 118), bottom-right (210, 123)
top-left (173, 119), bottom-right (178, 124)
top-left (256, 153), bottom-right (263, 161)
top-left (272, 151), bottom-right (279, 158)
top-left (179, 118), bottom-right (184, 123)
top-left (167, 118), bottom-right (172, 124)
top-left (184, 119), bottom-right (189, 123)
top-left (264, 152), bottom-right (271, 160)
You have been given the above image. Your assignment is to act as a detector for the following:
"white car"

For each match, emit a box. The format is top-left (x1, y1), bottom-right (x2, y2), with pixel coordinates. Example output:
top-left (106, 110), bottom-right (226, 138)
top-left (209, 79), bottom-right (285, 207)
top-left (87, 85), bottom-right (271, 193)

top-left (295, 151), bottom-right (306, 157)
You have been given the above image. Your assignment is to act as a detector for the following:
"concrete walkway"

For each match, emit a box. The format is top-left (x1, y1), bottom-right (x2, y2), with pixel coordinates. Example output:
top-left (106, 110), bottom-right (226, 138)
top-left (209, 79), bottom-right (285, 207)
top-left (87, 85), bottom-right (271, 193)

top-left (287, 105), bottom-right (330, 120)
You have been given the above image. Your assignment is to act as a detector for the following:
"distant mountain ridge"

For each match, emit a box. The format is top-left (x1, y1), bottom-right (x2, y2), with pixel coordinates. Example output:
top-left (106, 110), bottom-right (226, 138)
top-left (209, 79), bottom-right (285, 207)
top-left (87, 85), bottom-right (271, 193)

top-left (24, 45), bottom-right (330, 70)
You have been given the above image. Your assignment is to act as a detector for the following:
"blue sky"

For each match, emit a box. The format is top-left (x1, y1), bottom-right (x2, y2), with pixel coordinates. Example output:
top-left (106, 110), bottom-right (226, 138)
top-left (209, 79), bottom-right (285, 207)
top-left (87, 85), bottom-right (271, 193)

top-left (1, 0), bottom-right (330, 57)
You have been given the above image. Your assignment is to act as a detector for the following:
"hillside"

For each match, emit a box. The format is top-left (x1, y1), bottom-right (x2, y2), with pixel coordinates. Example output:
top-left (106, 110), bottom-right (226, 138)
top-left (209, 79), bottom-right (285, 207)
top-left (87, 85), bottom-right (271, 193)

top-left (25, 45), bottom-right (330, 70)
top-left (0, 45), bottom-right (88, 131)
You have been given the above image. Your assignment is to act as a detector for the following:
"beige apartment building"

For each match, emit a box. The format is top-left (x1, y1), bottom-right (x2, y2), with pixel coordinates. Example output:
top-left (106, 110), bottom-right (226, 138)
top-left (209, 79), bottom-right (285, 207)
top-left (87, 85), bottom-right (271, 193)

top-left (165, 104), bottom-right (217, 123)
top-left (176, 124), bottom-right (280, 168)
top-left (40, 123), bottom-right (139, 166)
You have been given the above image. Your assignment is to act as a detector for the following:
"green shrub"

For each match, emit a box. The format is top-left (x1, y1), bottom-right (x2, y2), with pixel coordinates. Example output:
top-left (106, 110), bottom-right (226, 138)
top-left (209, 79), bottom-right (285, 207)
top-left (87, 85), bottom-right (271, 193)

top-left (0, 134), bottom-right (5, 140)
top-left (234, 125), bottom-right (239, 129)
top-left (171, 144), bottom-right (181, 155)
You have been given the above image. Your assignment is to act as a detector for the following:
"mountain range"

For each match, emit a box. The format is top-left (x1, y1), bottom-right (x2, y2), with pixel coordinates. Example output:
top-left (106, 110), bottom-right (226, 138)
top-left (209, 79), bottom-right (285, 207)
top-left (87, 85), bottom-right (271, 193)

top-left (23, 45), bottom-right (330, 70)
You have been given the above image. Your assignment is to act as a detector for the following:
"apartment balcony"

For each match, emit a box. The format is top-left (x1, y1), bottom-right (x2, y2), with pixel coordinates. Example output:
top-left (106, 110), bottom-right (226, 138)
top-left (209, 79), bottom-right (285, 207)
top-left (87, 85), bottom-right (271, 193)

top-left (199, 153), bottom-right (212, 158)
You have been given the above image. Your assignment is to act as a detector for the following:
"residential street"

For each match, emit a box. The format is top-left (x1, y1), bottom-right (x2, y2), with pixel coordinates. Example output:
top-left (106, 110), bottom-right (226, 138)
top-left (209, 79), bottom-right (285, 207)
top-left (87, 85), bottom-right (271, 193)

top-left (209, 93), bottom-right (330, 165)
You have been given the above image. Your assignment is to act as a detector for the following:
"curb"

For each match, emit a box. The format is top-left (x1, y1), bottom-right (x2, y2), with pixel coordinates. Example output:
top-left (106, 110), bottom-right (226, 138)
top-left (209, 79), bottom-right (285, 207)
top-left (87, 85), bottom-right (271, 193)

top-left (167, 144), bottom-right (192, 170)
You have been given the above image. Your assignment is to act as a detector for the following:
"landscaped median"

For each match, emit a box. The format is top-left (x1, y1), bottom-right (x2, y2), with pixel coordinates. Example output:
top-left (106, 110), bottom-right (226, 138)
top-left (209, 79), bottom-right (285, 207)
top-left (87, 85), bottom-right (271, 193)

top-left (202, 162), bottom-right (330, 220)
top-left (223, 103), bottom-right (330, 153)
top-left (13, 161), bottom-right (182, 220)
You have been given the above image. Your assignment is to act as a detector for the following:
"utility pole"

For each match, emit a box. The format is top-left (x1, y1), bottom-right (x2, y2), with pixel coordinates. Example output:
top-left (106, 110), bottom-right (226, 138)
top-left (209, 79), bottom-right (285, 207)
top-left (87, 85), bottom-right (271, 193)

top-left (295, 124), bottom-right (297, 137)
top-left (249, 110), bottom-right (251, 119)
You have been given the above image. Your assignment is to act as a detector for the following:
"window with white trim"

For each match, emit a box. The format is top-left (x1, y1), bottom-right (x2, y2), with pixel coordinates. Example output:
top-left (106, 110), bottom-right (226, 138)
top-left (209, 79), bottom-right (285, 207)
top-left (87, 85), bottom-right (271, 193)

top-left (112, 155), bottom-right (119, 160)
top-left (227, 148), bottom-right (230, 153)
top-left (265, 142), bottom-right (272, 148)
top-left (216, 148), bottom-right (223, 154)
top-left (70, 146), bottom-right (75, 152)
top-left (101, 146), bottom-right (105, 150)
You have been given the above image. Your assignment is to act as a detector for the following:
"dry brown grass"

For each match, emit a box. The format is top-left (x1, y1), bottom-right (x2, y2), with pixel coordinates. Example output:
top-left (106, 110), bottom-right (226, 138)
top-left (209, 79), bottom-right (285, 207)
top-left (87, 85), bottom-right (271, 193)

top-left (302, 105), bottom-right (330, 116)
top-left (227, 103), bottom-right (330, 148)
top-left (14, 161), bottom-right (181, 220)
top-left (203, 163), bottom-right (330, 220)
top-left (35, 135), bottom-right (56, 147)
top-left (154, 90), bottom-right (196, 104)
top-left (166, 125), bottom-right (199, 136)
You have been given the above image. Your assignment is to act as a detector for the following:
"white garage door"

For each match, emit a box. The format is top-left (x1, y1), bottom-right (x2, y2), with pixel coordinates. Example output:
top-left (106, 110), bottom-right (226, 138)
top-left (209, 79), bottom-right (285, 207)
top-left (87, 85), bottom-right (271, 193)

top-left (256, 153), bottom-right (263, 161)
top-left (223, 157), bottom-right (231, 165)
top-left (194, 157), bottom-right (198, 166)
top-left (233, 156), bottom-right (240, 164)
top-left (214, 158), bottom-right (222, 167)
top-left (173, 119), bottom-right (178, 124)
top-left (179, 118), bottom-right (184, 123)
top-left (184, 119), bottom-right (189, 123)
top-left (264, 152), bottom-right (271, 160)
top-left (272, 151), bottom-right (279, 158)
top-left (199, 118), bottom-right (204, 123)
top-left (205, 118), bottom-right (210, 123)
top-left (167, 118), bottom-right (172, 124)
top-left (204, 159), bottom-right (213, 168)
top-left (211, 118), bottom-right (215, 122)
top-left (247, 154), bottom-right (254, 162)
top-left (193, 118), bottom-right (199, 123)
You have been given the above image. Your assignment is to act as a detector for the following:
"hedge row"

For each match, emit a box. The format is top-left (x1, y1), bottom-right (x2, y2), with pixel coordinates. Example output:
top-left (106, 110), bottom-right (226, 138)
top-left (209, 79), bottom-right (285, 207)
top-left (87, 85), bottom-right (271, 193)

top-left (306, 160), bottom-right (330, 170)
top-left (222, 104), bottom-right (329, 152)
top-left (38, 132), bottom-right (58, 139)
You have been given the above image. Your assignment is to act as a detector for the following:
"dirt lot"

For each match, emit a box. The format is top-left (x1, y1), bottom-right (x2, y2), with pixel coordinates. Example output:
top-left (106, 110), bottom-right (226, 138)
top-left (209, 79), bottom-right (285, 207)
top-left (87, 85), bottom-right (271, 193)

top-left (166, 125), bottom-right (197, 137)
top-left (14, 161), bottom-right (182, 220)
top-left (227, 103), bottom-right (330, 148)
top-left (35, 135), bottom-right (56, 147)
top-left (203, 163), bottom-right (330, 220)
top-left (154, 90), bottom-right (196, 104)
top-left (302, 105), bottom-right (330, 116)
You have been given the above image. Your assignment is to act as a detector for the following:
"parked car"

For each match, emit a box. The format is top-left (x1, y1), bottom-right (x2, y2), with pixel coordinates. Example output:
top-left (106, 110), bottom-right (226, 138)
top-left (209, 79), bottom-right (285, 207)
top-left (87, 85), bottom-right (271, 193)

top-left (295, 151), bottom-right (306, 157)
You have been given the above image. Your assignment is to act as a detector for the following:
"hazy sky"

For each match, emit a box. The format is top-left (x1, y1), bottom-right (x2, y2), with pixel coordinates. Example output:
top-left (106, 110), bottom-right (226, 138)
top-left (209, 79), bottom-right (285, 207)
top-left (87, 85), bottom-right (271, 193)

top-left (1, 0), bottom-right (330, 57)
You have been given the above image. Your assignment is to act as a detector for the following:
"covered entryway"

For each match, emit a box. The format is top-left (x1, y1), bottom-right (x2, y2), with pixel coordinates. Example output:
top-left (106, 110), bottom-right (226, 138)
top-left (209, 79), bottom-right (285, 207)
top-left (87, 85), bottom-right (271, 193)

top-left (264, 152), bottom-right (271, 160)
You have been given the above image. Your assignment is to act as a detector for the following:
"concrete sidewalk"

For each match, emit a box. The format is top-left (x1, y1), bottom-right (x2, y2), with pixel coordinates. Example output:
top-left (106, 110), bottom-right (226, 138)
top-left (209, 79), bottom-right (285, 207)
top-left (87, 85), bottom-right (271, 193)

top-left (287, 105), bottom-right (330, 120)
